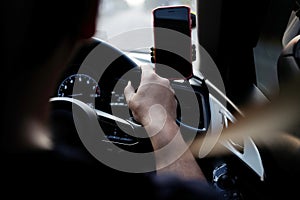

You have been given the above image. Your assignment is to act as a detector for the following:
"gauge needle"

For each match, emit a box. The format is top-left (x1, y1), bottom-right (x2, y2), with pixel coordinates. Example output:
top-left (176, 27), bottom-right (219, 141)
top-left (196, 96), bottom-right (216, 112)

top-left (68, 93), bottom-right (83, 97)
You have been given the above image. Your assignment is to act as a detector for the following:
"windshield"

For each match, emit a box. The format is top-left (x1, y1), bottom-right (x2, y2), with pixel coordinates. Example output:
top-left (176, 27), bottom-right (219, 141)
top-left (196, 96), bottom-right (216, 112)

top-left (95, 0), bottom-right (197, 52)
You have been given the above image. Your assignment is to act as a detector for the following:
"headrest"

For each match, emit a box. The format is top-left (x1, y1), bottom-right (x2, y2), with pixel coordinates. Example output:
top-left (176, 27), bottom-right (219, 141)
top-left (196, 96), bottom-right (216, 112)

top-left (277, 35), bottom-right (300, 88)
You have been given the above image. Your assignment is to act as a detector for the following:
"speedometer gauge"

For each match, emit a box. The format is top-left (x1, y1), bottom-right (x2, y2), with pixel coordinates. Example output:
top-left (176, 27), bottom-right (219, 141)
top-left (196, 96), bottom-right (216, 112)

top-left (57, 74), bottom-right (100, 108)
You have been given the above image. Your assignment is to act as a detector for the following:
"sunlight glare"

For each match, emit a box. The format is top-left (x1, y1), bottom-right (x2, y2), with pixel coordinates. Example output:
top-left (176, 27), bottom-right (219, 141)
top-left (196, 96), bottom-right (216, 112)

top-left (125, 0), bottom-right (145, 7)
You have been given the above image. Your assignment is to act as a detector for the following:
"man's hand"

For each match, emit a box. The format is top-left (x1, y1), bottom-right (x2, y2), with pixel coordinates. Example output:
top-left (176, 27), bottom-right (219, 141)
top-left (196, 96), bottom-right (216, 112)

top-left (124, 64), bottom-right (177, 134)
top-left (124, 64), bottom-right (207, 181)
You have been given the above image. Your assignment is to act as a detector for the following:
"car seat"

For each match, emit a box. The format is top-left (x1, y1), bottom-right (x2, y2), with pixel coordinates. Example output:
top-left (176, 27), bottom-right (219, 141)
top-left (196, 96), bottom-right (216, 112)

top-left (277, 10), bottom-right (300, 89)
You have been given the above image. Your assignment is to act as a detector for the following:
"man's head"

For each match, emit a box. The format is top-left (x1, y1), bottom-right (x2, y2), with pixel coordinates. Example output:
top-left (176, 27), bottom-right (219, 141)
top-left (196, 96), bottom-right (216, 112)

top-left (3, 0), bottom-right (99, 69)
top-left (2, 0), bottom-right (100, 150)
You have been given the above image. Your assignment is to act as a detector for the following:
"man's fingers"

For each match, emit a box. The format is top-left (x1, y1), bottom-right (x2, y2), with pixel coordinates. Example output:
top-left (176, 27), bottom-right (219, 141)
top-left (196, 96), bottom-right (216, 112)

top-left (140, 64), bottom-right (155, 80)
top-left (139, 64), bottom-right (175, 93)
top-left (140, 64), bottom-right (154, 73)
top-left (124, 81), bottom-right (135, 104)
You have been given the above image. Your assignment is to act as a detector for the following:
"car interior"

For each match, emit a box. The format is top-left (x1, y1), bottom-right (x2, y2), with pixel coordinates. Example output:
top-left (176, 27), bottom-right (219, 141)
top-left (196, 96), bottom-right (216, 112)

top-left (49, 0), bottom-right (300, 199)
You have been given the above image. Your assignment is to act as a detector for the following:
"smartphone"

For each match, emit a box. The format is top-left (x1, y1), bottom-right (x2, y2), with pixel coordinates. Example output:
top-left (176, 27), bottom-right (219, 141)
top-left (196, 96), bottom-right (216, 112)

top-left (153, 5), bottom-right (193, 79)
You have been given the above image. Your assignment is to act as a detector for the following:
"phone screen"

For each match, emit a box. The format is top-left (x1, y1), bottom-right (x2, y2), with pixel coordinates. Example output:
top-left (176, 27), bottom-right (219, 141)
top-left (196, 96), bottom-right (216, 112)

top-left (153, 6), bottom-right (193, 79)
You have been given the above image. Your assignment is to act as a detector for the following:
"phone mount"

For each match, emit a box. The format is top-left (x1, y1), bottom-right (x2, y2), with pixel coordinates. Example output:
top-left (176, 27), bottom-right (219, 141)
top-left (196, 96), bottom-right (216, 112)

top-left (150, 45), bottom-right (197, 64)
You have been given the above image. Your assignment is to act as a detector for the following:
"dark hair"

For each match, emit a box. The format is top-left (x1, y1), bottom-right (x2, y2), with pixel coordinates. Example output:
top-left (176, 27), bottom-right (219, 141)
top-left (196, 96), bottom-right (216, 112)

top-left (3, 1), bottom-right (97, 71)
top-left (1, 0), bottom-right (99, 150)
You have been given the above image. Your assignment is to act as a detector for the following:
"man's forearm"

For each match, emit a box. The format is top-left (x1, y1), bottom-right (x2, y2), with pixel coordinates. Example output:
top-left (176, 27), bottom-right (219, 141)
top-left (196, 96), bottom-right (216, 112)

top-left (145, 119), bottom-right (207, 182)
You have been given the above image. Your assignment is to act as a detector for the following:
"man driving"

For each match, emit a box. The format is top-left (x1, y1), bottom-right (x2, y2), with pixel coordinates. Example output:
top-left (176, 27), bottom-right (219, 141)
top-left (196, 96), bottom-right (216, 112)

top-left (1, 0), bottom-right (219, 199)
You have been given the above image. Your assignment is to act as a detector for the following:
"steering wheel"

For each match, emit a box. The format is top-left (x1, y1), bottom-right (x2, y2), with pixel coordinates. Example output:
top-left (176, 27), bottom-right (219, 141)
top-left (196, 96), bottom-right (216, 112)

top-left (49, 37), bottom-right (264, 184)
